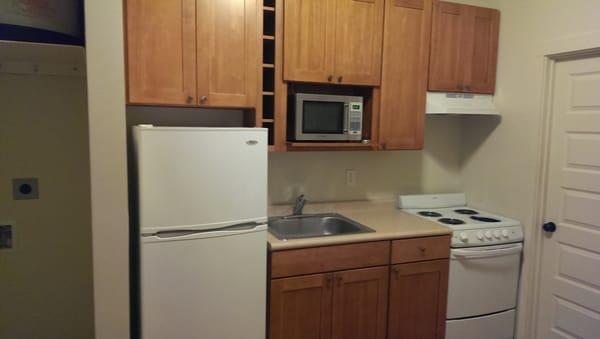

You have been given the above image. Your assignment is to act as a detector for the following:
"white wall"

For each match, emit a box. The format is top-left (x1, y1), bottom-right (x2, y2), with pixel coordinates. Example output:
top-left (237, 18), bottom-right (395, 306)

top-left (269, 117), bottom-right (463, 203)
top-left (0, 73), bottom-right (93, 337)
top-left (84, 0), bottom-right (130, 337)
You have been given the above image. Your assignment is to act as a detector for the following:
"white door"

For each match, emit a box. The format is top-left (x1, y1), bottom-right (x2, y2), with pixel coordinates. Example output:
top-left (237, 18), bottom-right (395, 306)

top-left (536, 56), bottom-right (600, 338)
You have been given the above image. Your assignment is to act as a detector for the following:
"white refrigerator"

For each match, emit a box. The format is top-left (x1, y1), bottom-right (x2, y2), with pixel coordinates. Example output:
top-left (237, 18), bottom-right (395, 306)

top-left (134, 126), bottom-right (267, 339)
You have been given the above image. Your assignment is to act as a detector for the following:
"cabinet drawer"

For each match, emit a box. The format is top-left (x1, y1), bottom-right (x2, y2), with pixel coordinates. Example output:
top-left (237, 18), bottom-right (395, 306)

top-left (391, 236), bottom-right (450, 264)
top-left (271, 241), bottom-right (390, 278)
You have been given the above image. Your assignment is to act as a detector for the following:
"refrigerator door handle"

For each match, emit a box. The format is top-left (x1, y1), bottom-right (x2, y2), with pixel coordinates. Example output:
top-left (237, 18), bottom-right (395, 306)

top-left (148, 222), bottom-right (266, 241)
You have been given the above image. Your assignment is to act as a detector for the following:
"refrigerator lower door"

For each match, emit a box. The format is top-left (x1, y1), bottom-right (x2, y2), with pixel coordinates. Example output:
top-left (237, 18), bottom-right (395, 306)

top-left (140, 225), bottom-right (267, 339)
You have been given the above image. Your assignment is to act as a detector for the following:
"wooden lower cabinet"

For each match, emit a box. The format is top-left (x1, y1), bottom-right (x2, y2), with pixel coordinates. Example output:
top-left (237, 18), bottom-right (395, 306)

top-left (332, 267), bottom-right (389, 339)
top-left (388, 259), bottom-right (450, 339)
top-left (269, 267), bottom-right (388, 339)
top-left (270, 273), bottom-right (333, 339)
top-left (268, 238), bottom-right (450, 339)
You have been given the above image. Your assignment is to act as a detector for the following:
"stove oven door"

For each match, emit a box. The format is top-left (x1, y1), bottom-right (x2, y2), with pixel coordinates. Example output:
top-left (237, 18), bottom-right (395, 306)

top-left (447, 243), bottom-right (522, 319)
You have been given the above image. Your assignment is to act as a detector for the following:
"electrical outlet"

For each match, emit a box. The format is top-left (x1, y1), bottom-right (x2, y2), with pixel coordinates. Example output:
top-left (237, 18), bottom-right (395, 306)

top-left (346, 169), bottom-right (357, 187)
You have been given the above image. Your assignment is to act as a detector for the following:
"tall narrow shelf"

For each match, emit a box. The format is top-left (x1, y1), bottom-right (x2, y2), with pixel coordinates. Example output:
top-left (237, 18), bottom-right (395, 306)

top-left (259, 0), bottom-right (287, 151)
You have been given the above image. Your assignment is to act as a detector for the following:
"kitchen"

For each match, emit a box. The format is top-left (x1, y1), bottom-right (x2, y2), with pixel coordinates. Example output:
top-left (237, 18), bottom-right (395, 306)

top-left (1, 0), bottom-right (600, 339)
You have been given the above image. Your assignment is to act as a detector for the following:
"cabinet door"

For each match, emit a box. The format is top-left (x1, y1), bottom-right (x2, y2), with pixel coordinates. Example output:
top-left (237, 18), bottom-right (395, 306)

top-left (332, 0), bottom-right (385, 86)
top-left (283, 0), bottom-right (336, 83)
top-left (196, 0), bottom-right (260, 107)
top-left (331, 267), bottom-right (388, 339)
top-left (378, 0), bottom-right (434, 150)
top-left (428, 1), bottom-right (467, 92)
top-left (270, 273), bottom-right (333, 339)
top-left (388, 260), bottom-right (449, 339)
top-left (126, 0), bottom-right (196, 105)
top-left (462, 6), bottom-right (499, 94)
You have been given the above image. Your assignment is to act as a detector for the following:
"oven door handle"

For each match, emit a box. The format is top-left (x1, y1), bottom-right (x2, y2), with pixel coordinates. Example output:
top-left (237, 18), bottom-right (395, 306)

top-left (452, 244), bottom-right (522, 259)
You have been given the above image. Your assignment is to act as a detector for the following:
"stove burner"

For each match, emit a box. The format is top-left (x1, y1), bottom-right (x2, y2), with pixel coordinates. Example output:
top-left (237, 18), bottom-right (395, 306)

top-left (454, 209), bottom-right (479, 215)
top-left (471, 216), bottom-right (501, 223)
top-left (418, 211), bottom-right (442, 217)
top-left (438, 218), bottom-right (466, 225)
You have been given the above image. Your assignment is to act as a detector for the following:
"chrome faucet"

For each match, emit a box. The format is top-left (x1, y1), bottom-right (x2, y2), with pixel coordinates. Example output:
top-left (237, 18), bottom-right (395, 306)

top-left (292, 194), bottom-right (307, 215)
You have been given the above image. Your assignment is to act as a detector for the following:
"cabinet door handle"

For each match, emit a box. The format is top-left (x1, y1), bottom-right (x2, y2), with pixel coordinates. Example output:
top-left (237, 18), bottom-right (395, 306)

top-left (186, 96), bottom-right (194, 104)
top-left (200, 96), bottom-right (208, 104)
top-left (325, 275), bottom-right (333, 287)
top-left (337, 76), bottom-right (343, 83)
top-left (328, 75), bottom-right (333, 82)
top-left (419, 246), bottom-right (427, 255)
top-left (393, 267), bottom-right (399, 280)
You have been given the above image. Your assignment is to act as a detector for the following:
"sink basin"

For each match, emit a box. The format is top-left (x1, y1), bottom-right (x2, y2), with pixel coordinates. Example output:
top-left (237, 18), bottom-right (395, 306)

top-left (268, 213), bottom-right (375, 240)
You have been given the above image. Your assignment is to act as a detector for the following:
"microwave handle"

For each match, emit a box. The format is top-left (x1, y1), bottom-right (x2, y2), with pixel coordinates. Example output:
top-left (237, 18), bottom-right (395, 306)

top-left (343, 103), bottom-right (349, 133)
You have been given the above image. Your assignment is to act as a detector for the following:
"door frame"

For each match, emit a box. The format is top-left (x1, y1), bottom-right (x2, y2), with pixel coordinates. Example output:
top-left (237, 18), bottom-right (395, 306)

top-left (520, 30), bottom-right (600, 339)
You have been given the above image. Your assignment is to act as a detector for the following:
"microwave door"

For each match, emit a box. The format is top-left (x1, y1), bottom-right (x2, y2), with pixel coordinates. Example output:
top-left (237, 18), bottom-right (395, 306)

top-left (295, 100), bottom-right (348, 141)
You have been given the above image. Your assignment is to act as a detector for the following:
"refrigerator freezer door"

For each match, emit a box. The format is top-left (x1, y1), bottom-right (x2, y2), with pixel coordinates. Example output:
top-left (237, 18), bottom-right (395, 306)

top-left (141, 225), bottom-right (267, 339)
top-left (134, 127), bottom-right (267, 233)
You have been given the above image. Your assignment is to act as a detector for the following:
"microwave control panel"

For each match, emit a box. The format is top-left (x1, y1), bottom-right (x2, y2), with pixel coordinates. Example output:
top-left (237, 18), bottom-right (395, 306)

top-left (348, 102), bottom-right (363, 135)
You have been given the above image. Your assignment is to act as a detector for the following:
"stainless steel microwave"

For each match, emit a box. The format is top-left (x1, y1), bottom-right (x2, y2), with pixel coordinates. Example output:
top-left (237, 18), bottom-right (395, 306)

top-left (289, 93), bottom-right (364, 141)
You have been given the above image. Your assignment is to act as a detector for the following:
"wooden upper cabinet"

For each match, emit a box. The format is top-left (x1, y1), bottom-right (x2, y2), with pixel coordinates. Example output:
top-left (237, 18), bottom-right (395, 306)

top-left (429, 1), bottom-right (500, 94)
top-left (283, 0), bottom-right (384, 85)
top-left (467, 6), bottom-right (500, 93)
top-left (378, 0), bottom-right (434, 150)
top-left (126, 0), bottom-right (197, 105)
top-left (428, 1), bottom-right (464, 93)
top-left (333, 0), bottom-right (385, 86)
top-left (126, 0), bottom-right (260, 107)
top-left (283, 0), bottom-right (336, 83)
top-left (331, 267), bottom-right (388, 339)
top-left (270, 273), bottom-right (333, 339)
top-left (388, 260), bottom-right (449, 339)
top-left (196, 0), bottom-right (260, 108)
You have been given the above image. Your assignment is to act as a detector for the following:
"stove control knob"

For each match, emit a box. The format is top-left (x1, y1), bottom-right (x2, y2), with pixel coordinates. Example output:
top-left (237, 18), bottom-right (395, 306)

top-left (476, 231), bottom-right (484, 240)
top-left (459, 233), bottom-right (469, 242)
top-left (502, 229), bottom-right (509, 238)
top-left (493, 230), bottom-right (501, 239)
top-left (484, 231), bottom-right (493, 239)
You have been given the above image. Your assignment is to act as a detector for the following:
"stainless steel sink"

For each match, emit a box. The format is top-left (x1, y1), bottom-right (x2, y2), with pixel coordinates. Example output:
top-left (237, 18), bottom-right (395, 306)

top-left (268, 213), bottom-right (375, 240)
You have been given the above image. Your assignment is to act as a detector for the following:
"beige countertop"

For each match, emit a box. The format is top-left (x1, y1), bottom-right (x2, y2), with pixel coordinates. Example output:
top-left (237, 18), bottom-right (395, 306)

top-left (267, 200), bottom-right (452, 251)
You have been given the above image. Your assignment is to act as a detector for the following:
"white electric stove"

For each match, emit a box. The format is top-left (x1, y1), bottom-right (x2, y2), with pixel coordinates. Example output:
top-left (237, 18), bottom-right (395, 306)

top-left (398, 193), bottom-right (523, 339)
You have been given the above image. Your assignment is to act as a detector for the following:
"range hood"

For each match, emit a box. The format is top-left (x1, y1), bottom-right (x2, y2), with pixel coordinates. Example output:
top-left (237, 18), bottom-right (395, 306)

top-left (426, 92), bottom-right (499, 115)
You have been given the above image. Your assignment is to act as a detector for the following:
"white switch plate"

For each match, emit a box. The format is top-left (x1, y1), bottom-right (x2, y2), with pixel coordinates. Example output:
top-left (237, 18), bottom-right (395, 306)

top-left (346, 169), bottom-right (357, 187)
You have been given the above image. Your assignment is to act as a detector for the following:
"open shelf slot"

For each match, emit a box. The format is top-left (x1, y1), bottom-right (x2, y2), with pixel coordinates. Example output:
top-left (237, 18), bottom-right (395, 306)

top-left (263, 122), bottom-right (275, 145)
top-left (263, 39), bottom-right (274, 65)
top-left (264, 0), bottom-right (275, 7)
top-left (263, 10), bottom-right (275, 37)
top-left (263, 95), bottom-right (274, 119)
top-left (263, 67), bottom-right (274, 92)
